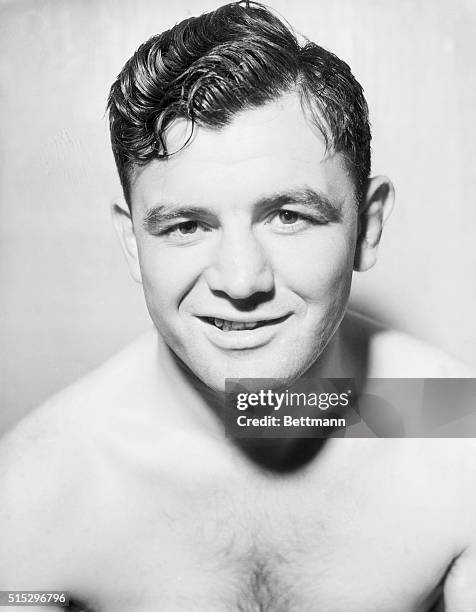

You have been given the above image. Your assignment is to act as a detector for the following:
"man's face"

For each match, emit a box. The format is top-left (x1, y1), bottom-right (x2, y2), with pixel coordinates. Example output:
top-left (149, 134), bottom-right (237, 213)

top-left (129, 94), bottom-right (359, 391)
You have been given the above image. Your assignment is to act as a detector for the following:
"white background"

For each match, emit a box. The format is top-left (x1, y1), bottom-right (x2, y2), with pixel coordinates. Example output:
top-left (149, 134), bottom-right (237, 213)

top-left (1, 0), bottom-right (475, 435)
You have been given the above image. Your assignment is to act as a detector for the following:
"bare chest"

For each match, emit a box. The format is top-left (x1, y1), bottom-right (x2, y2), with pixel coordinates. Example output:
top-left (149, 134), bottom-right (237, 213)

top-left (63, 454), bottom-right (453, 612)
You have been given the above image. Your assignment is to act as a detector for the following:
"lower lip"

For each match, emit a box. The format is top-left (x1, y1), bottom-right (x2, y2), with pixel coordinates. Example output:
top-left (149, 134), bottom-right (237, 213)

top-left (198, 316), bottom-right (291, 350)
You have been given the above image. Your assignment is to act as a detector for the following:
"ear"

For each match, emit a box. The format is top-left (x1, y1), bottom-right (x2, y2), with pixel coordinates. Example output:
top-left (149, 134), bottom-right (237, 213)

top-left (354, 176), bottom-right (395, 272)
top-left (111, 196), bottom-right (142, 284)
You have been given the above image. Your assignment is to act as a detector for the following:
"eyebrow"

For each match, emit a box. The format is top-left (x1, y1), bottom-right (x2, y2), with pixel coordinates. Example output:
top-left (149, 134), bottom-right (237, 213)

top-left (142, 187), bottom-right (342, 233)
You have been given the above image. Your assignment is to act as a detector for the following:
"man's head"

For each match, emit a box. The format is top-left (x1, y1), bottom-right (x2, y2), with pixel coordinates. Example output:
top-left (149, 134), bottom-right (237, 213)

top-left (108, 2), bottom-right (394, 391)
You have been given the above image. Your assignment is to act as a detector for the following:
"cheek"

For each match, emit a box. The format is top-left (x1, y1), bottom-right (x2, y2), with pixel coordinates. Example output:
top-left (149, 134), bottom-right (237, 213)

top-left (271, 231), bottom-right (355, 301)
top-left (138, 242), bottom-right (207, 313)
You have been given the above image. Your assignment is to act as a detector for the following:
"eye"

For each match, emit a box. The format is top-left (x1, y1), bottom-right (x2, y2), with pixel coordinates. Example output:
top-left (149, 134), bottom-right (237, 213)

top-left (176, 220), bottom-right (198, 234)
top-left (278, 210), bottom-right (300, 224)
top-left (160, 219), bottom-right (212, 242)
top-left (265, 208), bottom-right (327, 234)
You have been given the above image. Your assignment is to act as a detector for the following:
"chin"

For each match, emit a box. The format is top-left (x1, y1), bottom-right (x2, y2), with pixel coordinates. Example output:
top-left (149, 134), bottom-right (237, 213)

top-left (189, 351), bottom-right (318, 393)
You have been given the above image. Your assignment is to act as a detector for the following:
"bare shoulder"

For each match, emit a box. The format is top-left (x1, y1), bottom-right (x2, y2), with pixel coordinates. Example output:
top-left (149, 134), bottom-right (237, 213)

top-left (0, 329), bottom-right (161, 585)
top-left (0, 329), bottom-right (162, 481)
top-left (4, 328), bottom-right (160, 435)
top-left (343, 310), bottom-right (475, 377)
top-left (0, 385), bottom-right (94, 586)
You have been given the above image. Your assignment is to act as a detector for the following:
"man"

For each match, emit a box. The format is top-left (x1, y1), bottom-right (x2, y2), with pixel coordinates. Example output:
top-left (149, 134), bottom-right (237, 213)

top-left (1, 2), bottom-right (475, 611)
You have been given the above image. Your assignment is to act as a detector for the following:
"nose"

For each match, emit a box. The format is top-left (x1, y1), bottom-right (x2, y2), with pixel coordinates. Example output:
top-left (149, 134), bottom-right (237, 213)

top-left (204, 227), bottom-right (274, 299)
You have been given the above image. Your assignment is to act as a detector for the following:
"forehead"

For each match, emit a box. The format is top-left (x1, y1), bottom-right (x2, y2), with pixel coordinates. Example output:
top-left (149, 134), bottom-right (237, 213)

top-left (130, 93), bottom-right (355, 211)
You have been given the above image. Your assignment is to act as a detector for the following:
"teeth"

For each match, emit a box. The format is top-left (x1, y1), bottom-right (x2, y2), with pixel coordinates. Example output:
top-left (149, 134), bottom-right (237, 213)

top-left (211, 318), bottom-right (260, 331)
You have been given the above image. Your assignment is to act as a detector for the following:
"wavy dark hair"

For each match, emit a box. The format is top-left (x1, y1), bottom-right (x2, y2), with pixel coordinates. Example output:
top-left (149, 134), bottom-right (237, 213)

top-left (107, 1), bottom-right (371, 207)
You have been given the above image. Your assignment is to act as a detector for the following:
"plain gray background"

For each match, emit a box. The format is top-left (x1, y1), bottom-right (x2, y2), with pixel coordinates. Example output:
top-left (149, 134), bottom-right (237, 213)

top-left (1, 0), bottom-right (475, 435)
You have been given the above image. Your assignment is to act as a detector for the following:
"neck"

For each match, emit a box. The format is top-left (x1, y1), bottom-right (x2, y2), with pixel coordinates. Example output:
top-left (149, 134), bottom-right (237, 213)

top-left (153, 323), bottom-right (356, 472)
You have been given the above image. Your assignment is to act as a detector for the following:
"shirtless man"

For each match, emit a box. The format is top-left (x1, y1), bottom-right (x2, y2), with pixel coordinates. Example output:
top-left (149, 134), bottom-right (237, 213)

top-left (1, 3), bottom-right (476, 611)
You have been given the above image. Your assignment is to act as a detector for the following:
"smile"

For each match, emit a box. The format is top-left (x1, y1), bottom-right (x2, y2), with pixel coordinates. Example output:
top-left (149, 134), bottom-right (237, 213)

top-left (201, 315), bottom-right (290, 332)
top-left (195, 313), bottom-right (292, 350)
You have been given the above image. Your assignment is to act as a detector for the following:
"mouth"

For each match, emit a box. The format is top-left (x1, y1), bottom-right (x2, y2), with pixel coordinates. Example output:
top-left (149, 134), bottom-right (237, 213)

top-left (199, 314), bottom-right (290, 332)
